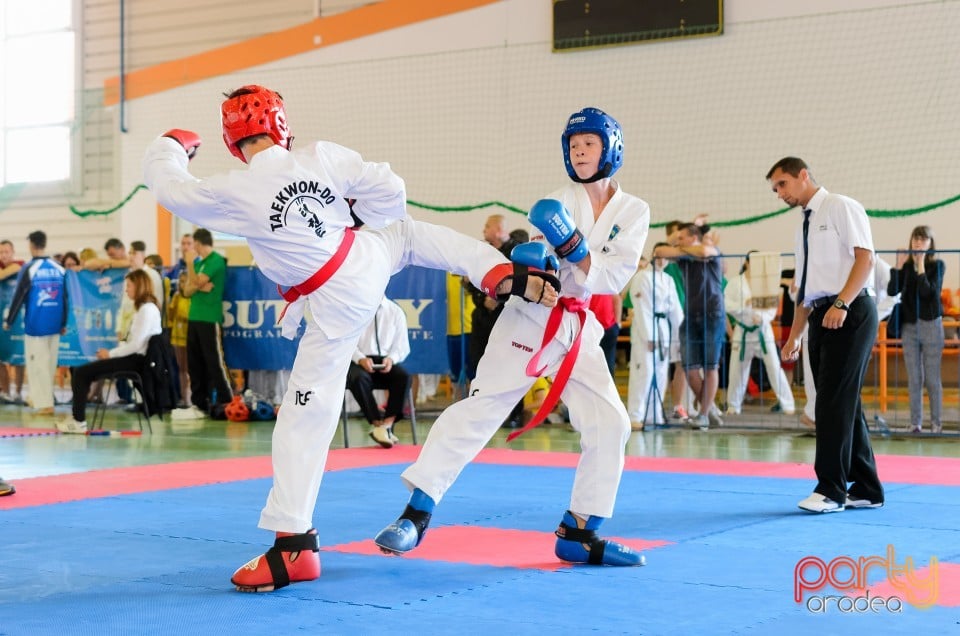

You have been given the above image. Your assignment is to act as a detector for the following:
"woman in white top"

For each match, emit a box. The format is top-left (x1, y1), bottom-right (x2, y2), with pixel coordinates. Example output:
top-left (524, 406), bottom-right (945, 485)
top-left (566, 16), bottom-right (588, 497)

top-left (57, 269), bottom-right (163, 433)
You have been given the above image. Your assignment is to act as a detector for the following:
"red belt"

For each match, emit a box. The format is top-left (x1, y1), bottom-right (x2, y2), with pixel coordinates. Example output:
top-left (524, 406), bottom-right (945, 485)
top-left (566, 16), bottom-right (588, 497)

top-left (277, 229), bottom-right (355, 319)
top-left (506, 297), bottom-right (588, 442)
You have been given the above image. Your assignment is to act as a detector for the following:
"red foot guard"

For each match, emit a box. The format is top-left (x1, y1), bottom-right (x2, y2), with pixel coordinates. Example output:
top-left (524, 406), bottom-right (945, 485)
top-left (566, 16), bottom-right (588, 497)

top-left (231, 528), bottom-right (320, 592)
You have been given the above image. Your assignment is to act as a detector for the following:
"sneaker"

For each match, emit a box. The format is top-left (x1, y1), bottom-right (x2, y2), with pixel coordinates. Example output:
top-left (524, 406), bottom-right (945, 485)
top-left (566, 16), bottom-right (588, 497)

top-left (55, 417), bottom-right (88, 434)
top-left (770, 402), bottom-right (795, 415)
top-left (171, 405), bottom-right (206, 420)
top-left (845, 495), bottom-right (883, 510)
top-left (671, 405), bottom-right (689, 421)
top-left (932, 423), bottom-right (943, 434)
top-left (387, 427), bottom-right (400, 445)
top-left (689, 414), bottom-right (709, 431)
top-left (910, 425), bottom-right (922, 434)
top-left (370, 425), bottom-right (394, 449)
top-left (707, 406), bottom-right (724, 429)
top-left (798, 493), bottom-right (844, 513)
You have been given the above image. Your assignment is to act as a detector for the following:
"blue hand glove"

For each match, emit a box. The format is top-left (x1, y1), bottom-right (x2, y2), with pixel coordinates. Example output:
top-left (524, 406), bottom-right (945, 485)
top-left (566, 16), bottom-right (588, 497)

top-left (511, 242), bottom-right (559, 272)
top-left (528, 199), bottom-right (588, 263)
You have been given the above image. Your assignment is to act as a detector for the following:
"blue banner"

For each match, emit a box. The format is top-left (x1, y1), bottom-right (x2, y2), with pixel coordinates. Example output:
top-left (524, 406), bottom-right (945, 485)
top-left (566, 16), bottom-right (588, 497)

top-left (222, 267), bottom-right (301, 370)
top-left (0, 269), bottom-right (126, 366)
top-left (61, 269), bottom-right (126, 365)
top-left (1, 265), bottom-right (449, 373)
top-left (220, 265), bottom-right (447, 372)
top-left (385, 265), bottom-right (448, 374)
top-left (0, 275), bottom-right (24, 364)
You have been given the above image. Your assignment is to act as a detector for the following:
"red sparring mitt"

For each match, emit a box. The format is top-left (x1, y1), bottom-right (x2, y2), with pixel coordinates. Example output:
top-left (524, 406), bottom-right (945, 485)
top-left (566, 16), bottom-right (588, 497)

top-left (163, 129), bottom-right (202, 160)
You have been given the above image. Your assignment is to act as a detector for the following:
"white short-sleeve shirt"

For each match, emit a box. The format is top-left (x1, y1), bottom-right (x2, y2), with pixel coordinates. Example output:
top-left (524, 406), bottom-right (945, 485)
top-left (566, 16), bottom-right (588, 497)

top-left (794, 187), bottom-right (874, 306)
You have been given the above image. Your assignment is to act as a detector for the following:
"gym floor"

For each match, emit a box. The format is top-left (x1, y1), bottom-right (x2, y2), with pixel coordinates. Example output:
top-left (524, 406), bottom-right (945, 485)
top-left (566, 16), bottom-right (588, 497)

top-left (1, 396), bottom-right (957, 635)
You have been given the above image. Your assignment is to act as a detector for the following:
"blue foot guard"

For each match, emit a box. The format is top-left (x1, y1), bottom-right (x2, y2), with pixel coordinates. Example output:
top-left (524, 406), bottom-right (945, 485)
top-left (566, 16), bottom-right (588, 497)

top-left (554, 510), bottom-right (646, 566)
top-left (374, 489), bottom-right (434, 555)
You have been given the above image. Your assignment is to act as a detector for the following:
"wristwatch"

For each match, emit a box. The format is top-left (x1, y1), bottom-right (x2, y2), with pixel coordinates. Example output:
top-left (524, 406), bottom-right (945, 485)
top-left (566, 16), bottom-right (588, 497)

top-left (833, 298), bottom-right (850, 312)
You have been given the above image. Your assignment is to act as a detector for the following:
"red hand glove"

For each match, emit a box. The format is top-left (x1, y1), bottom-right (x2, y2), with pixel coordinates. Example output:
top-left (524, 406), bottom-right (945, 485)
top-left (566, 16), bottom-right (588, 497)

top-left (163, 129), bottom-right (202, 160)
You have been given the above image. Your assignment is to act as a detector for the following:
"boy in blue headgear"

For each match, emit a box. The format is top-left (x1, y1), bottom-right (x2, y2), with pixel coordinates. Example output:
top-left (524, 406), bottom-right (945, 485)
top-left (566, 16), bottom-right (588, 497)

top-left (376, 108), bottom-right (651, 566)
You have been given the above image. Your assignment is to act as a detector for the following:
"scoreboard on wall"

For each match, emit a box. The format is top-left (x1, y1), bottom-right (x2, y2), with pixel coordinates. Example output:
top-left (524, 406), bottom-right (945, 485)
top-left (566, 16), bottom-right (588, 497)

top-left (553, 0), bottom-right (723, 52)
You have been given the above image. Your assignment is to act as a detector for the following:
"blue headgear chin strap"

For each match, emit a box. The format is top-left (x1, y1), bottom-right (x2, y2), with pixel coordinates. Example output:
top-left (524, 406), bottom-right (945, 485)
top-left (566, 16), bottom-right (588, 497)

top-left (561, 107), bottom-right (624, 183)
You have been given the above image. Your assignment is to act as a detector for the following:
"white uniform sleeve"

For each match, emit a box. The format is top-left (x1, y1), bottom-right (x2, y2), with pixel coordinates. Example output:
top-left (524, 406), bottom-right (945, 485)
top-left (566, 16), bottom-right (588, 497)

top-left (110, 303), bottom-right (162, 358)
top-left (142, 136), bottom-right (237, 235)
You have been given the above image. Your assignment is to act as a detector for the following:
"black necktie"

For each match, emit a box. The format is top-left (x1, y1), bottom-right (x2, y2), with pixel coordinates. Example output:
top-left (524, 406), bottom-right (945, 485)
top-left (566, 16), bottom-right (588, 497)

top-left (374, 309), bottom-right (382, 356)
top-left (797, 209), bottom-right (812, 305)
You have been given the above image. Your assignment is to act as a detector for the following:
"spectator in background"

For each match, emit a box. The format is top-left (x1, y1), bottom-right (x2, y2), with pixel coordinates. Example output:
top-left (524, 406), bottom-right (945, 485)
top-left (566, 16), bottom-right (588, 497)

top-left (654, 223), bottom-right (726, 430)
top-left (167, 271), bottom-right (192, 407)
top-left (346, 296), bottom-right (412, 449)
top-left (889, 225), bottom-right (944, 434)
top-left (590, 293), bottom-right (622, 377)
top-left (661, 220), bottom-right (691, 421)
top-left (60, 252), bottom-right (81, 270)
top-left (626, 246), bottom-right (683, 430)
top-left (55, 269), bottom-right (162, 434)
top-left (175, 228), bottom-right (232, 418)
top-left (130, 241), bottom-right (164, 304)
top-left (446, 272), bottom-right (474, 399)
top-left (0, 239), bottom-right (26, 404)
top-left (2, 231), bottom-right (68, 415)
top-left (78, 247), bottom-right (99, 269)
top-left (83, 238), bottom-right (131, 272)
top-left (166, 233), bottom-right (196, 296)
top-left (724, 252), bottom-right (795, 417)
top-left (509, 228), bottom-right (529, 244)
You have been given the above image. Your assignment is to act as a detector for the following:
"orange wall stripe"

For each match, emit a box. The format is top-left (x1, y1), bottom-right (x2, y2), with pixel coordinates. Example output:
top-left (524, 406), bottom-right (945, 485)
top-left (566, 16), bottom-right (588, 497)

top-left (157, 205), bottom-right (172, 266)
top-left (104, 0), bottom-right (501, 105)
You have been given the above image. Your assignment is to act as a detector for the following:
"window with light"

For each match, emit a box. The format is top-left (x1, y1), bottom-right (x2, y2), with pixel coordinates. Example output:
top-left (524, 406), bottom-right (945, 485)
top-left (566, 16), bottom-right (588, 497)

top-left (1, 0), bottom-right (75, 186)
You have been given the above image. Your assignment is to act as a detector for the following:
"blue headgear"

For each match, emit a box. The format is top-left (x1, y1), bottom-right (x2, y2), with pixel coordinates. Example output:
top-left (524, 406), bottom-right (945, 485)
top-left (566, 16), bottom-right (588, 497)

top-left (561, 108), bottom-right (623, 183)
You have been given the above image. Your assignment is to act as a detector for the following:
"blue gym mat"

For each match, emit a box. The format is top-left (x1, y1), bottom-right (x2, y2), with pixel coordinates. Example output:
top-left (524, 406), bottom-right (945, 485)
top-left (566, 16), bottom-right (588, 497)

top-left (0, 459), bottom-right (956, 635)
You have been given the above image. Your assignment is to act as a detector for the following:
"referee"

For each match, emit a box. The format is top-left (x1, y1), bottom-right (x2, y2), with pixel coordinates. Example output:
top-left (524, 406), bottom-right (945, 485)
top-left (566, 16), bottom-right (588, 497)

top-left (768, 157), bottom-right (884, 514)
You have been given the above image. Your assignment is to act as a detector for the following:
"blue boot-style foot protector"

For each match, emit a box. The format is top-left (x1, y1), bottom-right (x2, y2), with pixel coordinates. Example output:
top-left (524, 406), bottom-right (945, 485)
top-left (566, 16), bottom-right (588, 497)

top-left (554, 511), bottom-right (646, 566)
top-left (374, 504), bottom-right (432, 556)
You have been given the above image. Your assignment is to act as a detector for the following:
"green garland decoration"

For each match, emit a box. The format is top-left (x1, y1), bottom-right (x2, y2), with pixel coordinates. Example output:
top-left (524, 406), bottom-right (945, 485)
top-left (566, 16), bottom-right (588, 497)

top-left (69, 184), bottom-right (147, 218)
top-left (63, 185), bottom-right (960, 225)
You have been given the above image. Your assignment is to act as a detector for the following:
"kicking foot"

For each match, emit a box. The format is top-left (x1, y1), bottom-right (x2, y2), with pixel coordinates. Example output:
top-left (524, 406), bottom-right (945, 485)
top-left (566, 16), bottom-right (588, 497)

top-left (374, 504), bottom-right (432, 555)
top-left (231, 529), bottom-right (320, 592)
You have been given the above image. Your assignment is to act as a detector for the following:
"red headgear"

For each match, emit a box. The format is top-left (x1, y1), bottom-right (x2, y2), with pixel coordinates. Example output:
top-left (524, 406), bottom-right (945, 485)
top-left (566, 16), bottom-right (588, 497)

top-left (221, 85), bottom-right (292, 162)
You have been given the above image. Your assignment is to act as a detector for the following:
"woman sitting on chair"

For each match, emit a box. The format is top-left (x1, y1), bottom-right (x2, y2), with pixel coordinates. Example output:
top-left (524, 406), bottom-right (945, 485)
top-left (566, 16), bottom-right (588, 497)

top-left (56, 269), bottom-right (162, 433)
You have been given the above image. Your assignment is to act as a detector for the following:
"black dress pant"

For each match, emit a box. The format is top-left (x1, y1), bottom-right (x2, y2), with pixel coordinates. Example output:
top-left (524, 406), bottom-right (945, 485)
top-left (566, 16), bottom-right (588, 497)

top-left (186, 321), bottom-right (233, 411)
top-left (71, 354), bottom-right (145, 422)
top-left (346, 362), bottom-right (411, 424)
top-left (807, 294), bottom-right (884, 504)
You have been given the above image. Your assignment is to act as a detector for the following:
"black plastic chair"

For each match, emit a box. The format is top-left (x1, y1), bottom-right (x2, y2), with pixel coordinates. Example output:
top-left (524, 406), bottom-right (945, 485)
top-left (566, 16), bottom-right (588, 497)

top-left (340, 386), bottom-right (417, 448)
top-left (90, 371), bottom-right (153, 433)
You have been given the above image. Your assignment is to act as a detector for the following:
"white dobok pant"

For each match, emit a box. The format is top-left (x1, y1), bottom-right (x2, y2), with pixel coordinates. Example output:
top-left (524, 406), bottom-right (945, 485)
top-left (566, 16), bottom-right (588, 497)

top-left (24, 334), bottom-right (60, 410)
top-left (727, 322), bottom-right (795, 414)
top-left (401, 300), bottom-right (631, 519)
